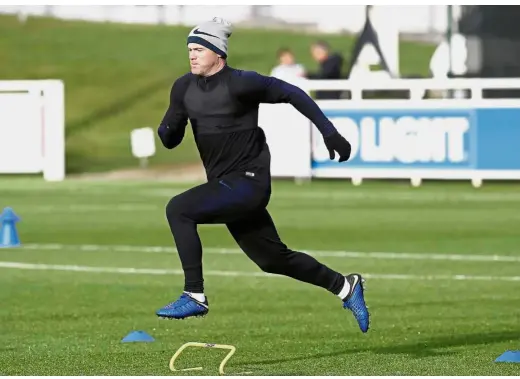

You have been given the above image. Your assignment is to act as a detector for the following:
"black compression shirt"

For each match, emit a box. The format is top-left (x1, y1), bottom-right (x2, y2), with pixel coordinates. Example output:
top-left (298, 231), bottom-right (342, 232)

top-left (158, 65), bottom-right (337, 180)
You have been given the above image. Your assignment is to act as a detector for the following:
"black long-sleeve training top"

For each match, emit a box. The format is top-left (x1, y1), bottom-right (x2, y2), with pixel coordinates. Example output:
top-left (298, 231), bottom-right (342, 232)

top-left (158, 65), bottom-right (337, 180)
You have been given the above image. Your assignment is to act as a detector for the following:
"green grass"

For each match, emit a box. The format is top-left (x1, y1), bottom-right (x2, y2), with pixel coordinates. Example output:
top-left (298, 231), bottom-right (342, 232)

top-left (0, 15), bottom-right (436, 174)
top-left (1, 178), bottom-right (519, 375)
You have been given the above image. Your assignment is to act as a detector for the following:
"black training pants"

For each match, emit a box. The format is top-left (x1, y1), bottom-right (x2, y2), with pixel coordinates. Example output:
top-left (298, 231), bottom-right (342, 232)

top-left (165, 169), bottom-right (345, 295)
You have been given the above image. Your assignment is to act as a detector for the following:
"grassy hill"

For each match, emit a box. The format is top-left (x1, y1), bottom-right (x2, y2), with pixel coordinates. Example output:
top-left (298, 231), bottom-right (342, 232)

top-left (0, 15), bottom-right (436, 173)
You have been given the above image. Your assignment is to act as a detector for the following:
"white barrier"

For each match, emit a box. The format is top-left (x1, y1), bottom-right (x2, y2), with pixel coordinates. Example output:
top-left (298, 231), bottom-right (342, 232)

top-left (0, 80), bottom-right (65, 181)
top-left (301, 77), bottom-right (520, 100)
top-left (2, 77), bottom-right (518, 186)
top-left (259, 78), bottom-right (520, 186)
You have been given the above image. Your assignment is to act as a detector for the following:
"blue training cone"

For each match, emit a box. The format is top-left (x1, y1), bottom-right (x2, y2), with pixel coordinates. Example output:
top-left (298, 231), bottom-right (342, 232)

top-left (121, 330), bottom-right (155, 343)
top-left (0, 207), bottom-right (21, 248)
top-left (495, 350), bottom-right (520, 363)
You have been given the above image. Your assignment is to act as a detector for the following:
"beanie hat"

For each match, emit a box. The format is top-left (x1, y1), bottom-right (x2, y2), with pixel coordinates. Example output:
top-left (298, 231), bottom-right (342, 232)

top-left (187, 17), bottom-right (233, 58)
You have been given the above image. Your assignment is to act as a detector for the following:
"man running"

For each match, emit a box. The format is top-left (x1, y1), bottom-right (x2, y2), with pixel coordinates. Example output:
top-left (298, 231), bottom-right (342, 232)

top-left (156, 17), bottom-right (369, 333)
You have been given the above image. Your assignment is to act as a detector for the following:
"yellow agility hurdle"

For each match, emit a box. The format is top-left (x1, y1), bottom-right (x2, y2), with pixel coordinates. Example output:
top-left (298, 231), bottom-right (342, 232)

top-left (169, 342), bottom-right (252, 375)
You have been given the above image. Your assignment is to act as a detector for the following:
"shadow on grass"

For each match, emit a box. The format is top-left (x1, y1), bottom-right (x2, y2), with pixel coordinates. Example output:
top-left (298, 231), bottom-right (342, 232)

top-left (236, 330), bottom-right (520, 367)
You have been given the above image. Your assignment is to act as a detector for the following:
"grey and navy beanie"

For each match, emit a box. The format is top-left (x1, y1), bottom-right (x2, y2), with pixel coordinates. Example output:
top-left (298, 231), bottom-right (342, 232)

top-left (187, 17), bottom-right (233, 58)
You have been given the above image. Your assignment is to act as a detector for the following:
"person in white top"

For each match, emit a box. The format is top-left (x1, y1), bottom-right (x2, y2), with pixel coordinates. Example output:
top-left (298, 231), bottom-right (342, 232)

top-left (269, 48), bottom-right (305, 82)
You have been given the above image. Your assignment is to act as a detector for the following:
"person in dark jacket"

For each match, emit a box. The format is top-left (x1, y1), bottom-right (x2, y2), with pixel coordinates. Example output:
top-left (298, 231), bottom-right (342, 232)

top-left (155, 17), bottom-right (369, 334)
top-left (308, 40), bottom-right (344, 99)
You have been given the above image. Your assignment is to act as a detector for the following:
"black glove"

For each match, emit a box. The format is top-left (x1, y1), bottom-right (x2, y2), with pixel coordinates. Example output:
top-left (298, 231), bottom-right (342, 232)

top-left (324, 131), bottom-right (351, 162)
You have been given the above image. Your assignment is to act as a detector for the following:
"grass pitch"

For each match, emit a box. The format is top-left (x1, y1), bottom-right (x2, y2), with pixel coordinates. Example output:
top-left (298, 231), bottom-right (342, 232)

top-left (1, 178), bottom-right (519, 375)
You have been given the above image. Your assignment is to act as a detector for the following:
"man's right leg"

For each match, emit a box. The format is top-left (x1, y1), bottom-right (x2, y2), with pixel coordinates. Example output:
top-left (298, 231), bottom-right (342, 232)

top-left (226, 208), bottom-right (346, 292)
top-left (226, 209), bottom-right (370, 333)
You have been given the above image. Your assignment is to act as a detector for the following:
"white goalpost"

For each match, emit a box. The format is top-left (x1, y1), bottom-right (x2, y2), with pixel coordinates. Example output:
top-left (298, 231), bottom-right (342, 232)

top-left (0, 80), bottom-right (65, 181)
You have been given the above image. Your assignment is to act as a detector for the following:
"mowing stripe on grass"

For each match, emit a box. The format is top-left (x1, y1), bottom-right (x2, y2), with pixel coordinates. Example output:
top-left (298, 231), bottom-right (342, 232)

top-left (1, 261), bottom-right (520, 282)
top-left (16, 243), bottom-right (520, 263)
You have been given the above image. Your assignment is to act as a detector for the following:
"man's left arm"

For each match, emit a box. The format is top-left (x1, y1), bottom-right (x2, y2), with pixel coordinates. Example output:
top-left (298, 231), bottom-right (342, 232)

top-left (232, 71), bottom-right (351, 162)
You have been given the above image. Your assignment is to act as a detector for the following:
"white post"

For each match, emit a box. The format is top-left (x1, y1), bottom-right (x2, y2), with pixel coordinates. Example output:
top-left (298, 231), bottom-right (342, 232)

top-left (42, 80), bottom-right (65, 181)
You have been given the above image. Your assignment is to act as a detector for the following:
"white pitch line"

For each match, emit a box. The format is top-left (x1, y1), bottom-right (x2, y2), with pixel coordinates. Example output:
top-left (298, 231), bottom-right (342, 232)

top-left (1, 261), bottom-right (519, 282)
top-left (24, 204), bottom-right (160, 213)
top-left (16, 243), bottom-right (520, 263)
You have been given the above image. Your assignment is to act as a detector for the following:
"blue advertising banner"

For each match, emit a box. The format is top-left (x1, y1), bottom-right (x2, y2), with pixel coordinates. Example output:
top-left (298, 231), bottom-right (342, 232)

top-left (312, 107), bottom-right (520, 174)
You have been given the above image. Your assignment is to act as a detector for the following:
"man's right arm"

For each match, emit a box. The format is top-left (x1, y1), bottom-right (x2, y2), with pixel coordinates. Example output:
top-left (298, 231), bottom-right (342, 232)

top-left (231, 69), bottom-right (352, 162)
top-left (157, 75), bottom-right (190, 149)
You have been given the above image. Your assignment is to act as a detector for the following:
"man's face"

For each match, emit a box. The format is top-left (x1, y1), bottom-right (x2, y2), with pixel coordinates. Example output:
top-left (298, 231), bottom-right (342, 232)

top-left (311, 45), bottom-right (328, 62)
top-left (188, 43), bottom-right (220, 76)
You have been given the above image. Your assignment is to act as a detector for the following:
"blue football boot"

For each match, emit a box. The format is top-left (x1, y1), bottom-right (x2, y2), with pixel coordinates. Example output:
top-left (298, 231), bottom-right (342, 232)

top-left (342, 273), bottom-right (370, 333)
top-left (156, 293), bottom-right (209, 320)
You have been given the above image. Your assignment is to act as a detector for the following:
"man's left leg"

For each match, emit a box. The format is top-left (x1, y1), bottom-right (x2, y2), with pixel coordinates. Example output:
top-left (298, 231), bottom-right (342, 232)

top-left (156, 171), bottom-right (271, 320)
top-left (226, 209), bottom-right (370, 333)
